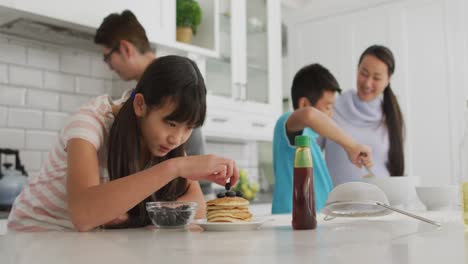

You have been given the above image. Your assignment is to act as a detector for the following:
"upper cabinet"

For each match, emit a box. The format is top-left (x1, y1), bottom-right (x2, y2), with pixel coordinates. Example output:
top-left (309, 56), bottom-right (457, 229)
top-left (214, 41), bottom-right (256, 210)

top-left (0, 0), bottom-right (224, 56)
top-left (0, 0), bottom-right (173, 43)
top-left (169, 0), bottom-right (219, 57)
top-left (203, 0), bottom-right (282, 141)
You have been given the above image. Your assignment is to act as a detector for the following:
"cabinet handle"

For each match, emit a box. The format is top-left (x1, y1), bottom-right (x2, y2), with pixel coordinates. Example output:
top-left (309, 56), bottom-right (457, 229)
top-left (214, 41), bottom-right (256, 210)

top-left (240, 83), bottom-right (247, 101)
top-left (251, 122), bottom-right (266, 128)
top-left (233, 82), bottom-right (242, 101)
top-left (211, 117), bottom-right (228, 123)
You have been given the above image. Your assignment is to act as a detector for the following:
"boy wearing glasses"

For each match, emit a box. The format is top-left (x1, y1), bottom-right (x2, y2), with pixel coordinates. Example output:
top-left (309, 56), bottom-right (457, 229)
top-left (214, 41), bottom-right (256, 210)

top-left (94, 10), bottom-right (207, 165)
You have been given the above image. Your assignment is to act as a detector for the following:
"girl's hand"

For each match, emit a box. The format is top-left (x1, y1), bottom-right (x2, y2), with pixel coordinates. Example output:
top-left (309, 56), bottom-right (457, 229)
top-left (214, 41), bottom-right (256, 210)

top-left (345, 144), bottom-right (373, 169)
top-left (175, 155), bottom-right (239, 187)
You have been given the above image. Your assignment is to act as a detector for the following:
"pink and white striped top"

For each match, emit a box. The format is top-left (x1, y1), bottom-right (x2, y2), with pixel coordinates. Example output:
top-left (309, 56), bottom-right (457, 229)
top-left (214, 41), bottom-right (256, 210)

top-left (8, 94), bottom-right (120, 231)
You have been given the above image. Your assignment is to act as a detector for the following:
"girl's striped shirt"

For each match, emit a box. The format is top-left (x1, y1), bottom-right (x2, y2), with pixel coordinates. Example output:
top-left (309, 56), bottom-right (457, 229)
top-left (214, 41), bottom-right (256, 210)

top-left (7, 94), bottom-right (121, 231)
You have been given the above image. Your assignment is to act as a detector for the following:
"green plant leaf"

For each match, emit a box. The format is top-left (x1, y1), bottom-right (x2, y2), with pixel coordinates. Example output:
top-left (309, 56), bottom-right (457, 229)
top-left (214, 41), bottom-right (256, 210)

top-left (176, 0), bottom-right (202, 35)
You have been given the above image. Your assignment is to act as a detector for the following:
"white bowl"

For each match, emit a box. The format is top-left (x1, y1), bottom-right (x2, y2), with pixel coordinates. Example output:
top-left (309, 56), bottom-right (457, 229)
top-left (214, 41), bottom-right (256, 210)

top-left (362, 176), bottom-right (419, 207)
top-left (415, 186), bottom-right (459, 211)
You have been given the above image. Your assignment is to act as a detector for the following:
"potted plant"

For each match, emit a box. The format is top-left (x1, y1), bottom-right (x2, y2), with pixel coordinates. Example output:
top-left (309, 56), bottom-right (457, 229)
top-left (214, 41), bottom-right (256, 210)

top-left (176, 0), bottom-right (202, 43)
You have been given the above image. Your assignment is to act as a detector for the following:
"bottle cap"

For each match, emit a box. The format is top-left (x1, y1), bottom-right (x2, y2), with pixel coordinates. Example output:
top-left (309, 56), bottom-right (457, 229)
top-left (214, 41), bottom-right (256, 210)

top-left (295, 135), bottom-right (310, 147)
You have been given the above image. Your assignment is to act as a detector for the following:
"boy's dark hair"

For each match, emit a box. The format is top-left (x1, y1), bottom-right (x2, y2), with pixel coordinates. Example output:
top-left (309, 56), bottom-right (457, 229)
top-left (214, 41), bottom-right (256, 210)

top-left (94, 10), bottom-right (151, 54)
top-left (291, 63), bottom-right (341, 109)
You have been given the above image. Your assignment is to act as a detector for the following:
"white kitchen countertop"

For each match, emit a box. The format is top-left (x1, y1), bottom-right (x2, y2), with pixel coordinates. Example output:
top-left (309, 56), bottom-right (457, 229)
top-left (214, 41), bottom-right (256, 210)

top-left (0, 210), bottom-right (466, 264)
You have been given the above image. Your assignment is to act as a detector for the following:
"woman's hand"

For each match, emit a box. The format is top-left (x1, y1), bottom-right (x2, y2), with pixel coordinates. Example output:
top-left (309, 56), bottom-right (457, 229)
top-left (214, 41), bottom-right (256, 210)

top-left (344, 144), bottom-right (373, 169)
top-left (173, 155), bottom-right (239, 187)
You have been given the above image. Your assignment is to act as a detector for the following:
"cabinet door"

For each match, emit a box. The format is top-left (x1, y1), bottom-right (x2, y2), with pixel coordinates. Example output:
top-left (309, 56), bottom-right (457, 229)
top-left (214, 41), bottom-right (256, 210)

top-left (205, 0), bottom-right (235, 99)
top-left (241, 0), bottom-right (282, 115)
top-left (7, 0), bottom-right (171, 43)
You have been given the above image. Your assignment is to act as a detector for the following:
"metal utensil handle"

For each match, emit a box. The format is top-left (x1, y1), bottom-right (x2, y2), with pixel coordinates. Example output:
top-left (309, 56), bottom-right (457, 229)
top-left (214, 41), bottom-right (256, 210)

top-left (323, 215), bottom-right (335, 221)
top-left (376, 202), bottom-right (441, 227)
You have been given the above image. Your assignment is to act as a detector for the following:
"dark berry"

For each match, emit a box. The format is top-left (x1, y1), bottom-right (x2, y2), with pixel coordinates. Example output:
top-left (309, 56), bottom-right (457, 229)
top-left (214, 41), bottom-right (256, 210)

top-left (180, 211), bottom-right (191, 219)
top-left (175, 216), bottom-right (185, 225)
top-left (176, 205), bottom-right (189, 210)
top-left (235, 191), bottom-right (243, 197)
top-left (226, 191), bottom-right (236, 197)
top-left (217, 192), bottom-right (226, 198)
top-left (168, 214), bottom-right (177, 224)
top-left (225, 182), bottom-right (231, 190)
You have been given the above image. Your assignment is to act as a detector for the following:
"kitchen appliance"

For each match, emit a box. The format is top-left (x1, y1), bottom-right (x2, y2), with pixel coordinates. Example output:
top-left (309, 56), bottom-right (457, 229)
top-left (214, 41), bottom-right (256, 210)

top-left (0, 148), bottom-right (28, 211)
top-left (321, 182), bottom-right (441, 227)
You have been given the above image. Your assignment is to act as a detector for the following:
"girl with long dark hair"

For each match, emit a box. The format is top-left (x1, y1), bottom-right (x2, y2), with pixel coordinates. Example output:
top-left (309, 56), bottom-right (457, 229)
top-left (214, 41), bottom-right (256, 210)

top-left (8, 56), bottom-right (238, 231)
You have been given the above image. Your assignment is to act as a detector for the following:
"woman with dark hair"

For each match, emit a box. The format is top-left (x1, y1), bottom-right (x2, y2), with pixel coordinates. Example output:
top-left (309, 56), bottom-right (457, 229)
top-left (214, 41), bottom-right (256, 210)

top-left (8, 55), bottom-right (238, 231)
top-left (323, 45), bottom-right (405, 185)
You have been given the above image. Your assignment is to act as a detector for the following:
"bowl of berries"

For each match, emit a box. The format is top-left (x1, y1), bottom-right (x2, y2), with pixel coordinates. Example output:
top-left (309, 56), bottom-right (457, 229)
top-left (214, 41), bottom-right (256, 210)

top-left (146, 201), bottom-right (197, 229)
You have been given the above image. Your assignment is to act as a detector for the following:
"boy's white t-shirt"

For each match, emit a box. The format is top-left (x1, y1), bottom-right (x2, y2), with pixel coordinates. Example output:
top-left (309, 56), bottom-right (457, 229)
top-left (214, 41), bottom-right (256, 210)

top-left (8, 94), bottom-right (119, 231)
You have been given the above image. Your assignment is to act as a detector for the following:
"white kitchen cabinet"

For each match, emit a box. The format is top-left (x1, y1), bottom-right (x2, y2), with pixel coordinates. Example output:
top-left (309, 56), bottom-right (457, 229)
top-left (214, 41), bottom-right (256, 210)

top-left (286, 0), bottom-right (468, 186)
top-left (168, 0), bottom-right (220, 57)
top-left (0, 0), bottom-right (173, 44)
top-left (203, 0), bottom-right (282, 141)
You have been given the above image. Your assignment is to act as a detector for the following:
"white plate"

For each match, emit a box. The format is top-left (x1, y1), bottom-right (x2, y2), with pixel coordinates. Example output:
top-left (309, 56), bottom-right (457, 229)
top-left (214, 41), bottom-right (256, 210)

top-left (191, 218), bottom-right (273, 232)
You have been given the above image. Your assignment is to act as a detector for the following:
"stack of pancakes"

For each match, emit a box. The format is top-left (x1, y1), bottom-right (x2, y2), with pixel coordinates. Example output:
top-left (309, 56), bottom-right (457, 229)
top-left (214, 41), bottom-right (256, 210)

top-left (206, 197), bottom-right (253, 222)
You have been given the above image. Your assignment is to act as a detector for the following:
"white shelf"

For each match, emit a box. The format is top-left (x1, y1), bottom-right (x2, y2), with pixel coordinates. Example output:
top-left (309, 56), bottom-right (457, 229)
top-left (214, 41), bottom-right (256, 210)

top-left (167, 41), bottom-right (220, 58)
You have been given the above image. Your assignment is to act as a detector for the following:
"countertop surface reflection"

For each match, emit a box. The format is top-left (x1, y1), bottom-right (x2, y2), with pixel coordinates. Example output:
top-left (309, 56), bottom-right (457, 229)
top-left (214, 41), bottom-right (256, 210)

top-left (0, 211), bottom-right (466, 263)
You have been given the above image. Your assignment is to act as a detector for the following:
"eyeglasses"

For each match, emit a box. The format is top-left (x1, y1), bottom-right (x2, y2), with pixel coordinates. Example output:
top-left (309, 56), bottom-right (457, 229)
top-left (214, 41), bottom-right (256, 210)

top-left (103, 44), bottom-right (120, 64)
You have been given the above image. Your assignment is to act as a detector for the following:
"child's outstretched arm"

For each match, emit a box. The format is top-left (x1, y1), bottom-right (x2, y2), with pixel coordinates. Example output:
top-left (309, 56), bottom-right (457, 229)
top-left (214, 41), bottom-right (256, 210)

top-left (286, 106), bottom-right (373, 168)
top-left (66, 139), bottom-right (237, 232)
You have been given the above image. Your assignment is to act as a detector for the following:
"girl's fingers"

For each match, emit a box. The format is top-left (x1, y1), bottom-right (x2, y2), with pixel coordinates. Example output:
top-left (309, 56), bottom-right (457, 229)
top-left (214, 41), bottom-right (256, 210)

top-left (230, 160), bottom-right (239, 186)
top-left (226, 159), bottom-right (234, 179)
top-left (208, 174), bottom-right (229, 186)
top-left (196, 155), bottom-right (239, 186)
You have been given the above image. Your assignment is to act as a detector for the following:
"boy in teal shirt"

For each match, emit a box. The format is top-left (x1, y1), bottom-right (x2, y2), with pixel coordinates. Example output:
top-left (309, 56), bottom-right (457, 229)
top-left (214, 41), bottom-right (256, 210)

top-left (272, 64), bottom-right (373, 214)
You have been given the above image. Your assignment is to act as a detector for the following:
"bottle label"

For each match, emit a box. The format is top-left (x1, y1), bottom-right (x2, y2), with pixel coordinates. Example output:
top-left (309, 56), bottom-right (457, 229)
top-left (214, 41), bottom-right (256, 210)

top-left (294, 147), bottom-right (313, 168)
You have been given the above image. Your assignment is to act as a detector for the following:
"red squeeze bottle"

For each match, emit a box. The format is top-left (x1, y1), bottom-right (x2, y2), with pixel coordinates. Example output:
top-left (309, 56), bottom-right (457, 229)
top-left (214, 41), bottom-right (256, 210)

top-left (292, 135), bottom-right (316, 230)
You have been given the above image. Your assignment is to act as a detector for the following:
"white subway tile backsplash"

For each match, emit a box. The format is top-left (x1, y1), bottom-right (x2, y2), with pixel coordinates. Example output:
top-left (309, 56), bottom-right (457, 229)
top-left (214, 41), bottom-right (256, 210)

top-left (0, 64), bottom-right (7, 84)
top-left (27, 48), bottom-right (60, 71)
top-left (76, 77), bottom-right (107, 95)
top-left (0, 129), bottom-right (25, 148)
top-left (26, 130), bottom-right (57, 151)
top-left (60, 94), bottom-right (91, 113)
top-left (27, 90), bottom-right (60, 110)
top-left (112, 80), bottom-right (135, 98)
top-left (104, 80), bottom-right (115, 97)
top-left (90, 57), bottom-right (113, 79)
top-left (42, 152), bottom-right (50, 164)
top-left (0, 86), bottom-right (26, 106)
top-left (9, 66), bottom-right (43, 88)
top-left (0, 107), bottom-right (8, 127)
top-left (44, 112), bottom-right (69, 130)
top-left (20, 150), bottom-right (43, 171)
top-left (0, 42), bottom-right (26, 65)
top-left (7, 108), bottom-right (42, 129)
top-left (0, 106), bottom-right (6, 126)
top-left (60, 53), bottom-right (90, 75)
top-left (0, 37), bottom-right (128, 171)
top-left (44, 71), bottom-right (74, 92)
